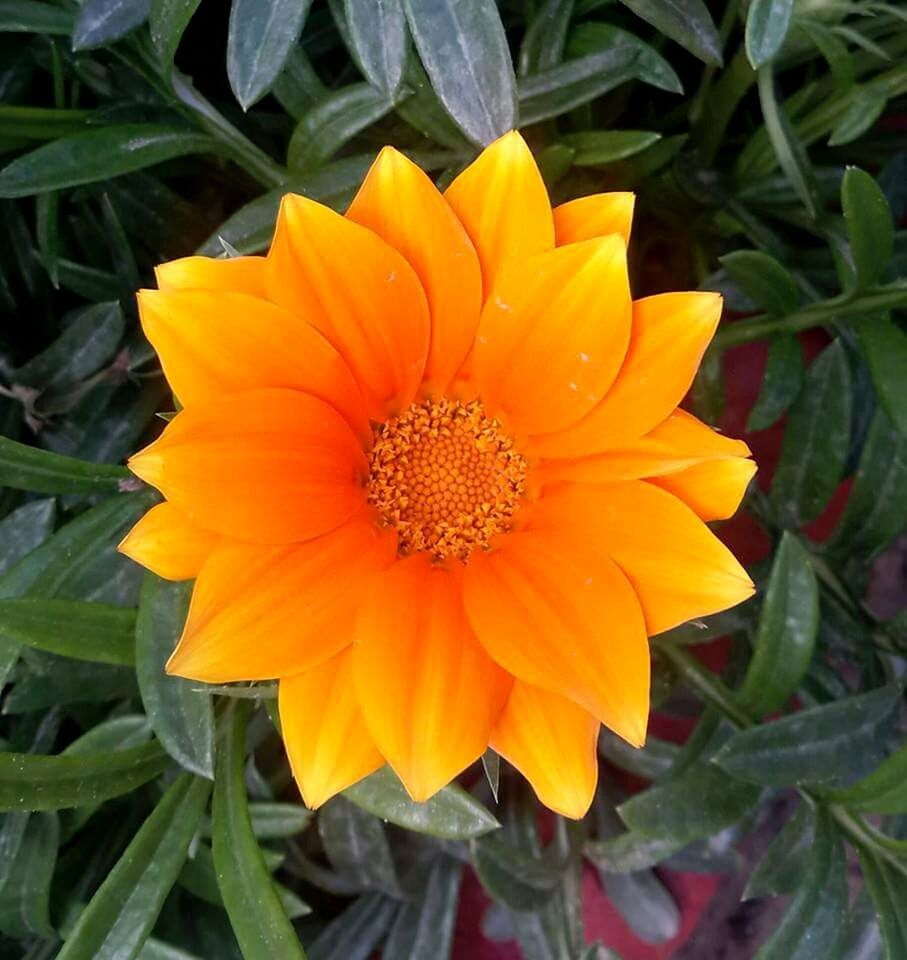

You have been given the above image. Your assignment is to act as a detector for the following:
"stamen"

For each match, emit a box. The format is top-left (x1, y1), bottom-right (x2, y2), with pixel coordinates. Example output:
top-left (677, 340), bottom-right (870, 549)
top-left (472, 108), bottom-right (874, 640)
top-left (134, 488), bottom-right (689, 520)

top-left (367, 398), bottom-right (527, 561)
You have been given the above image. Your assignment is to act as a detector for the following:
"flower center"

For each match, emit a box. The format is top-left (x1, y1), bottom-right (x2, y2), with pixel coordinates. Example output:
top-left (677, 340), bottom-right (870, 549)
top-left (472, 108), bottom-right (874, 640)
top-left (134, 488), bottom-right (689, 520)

top-left (367, 397), bottom-right (527, 561)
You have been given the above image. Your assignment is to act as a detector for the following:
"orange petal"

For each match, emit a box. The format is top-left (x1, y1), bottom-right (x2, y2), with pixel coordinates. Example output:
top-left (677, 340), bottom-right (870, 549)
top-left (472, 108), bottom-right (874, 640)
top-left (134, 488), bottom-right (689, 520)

top-left (352, 554), bottom-right (511, 802)
top-left (444, 131), bottom-right (554, 297)
top-left (463, 529), bottom-right (649, 746)
top-left (128, 388), bottom-right (368, 544)
top-left (166, 511), bottom-right (396, 682)
top-left (118, 501), bottom-right (218, 581)
top-left (473, 236), bottom-right (631, 437)
top-left (346, 148), bottom-right (483, 395)
top-left (491, 681), bottom-right (599, 819)
top-left (528, 292), bottom-right (722, 458)
top-left (553, 193), bottom-right (635, 246)
top-left (536, 409), bottom-right (752, 485)
top-left (266, 193), bottom-right (429, 420)
top-left (137, 288), bottom-right (370, 443)
top-left (650, 458), bottom-right (757, 521)
top-left (529, 481), bottom-right (755, 636)
top-left (154, 255), bottom-right (267, 297)
top-left (280, 650), bottom-right (384, 809)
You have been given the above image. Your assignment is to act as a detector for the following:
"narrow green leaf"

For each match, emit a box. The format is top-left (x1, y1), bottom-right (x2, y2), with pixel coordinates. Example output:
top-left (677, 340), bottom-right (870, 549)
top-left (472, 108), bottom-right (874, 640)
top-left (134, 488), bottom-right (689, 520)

top-left (0, 105), bottom-right (92, 140)
top-left (344, 766), bottom-right (499, 839)
top-left (481, 748), bottom-right (500, 801)
top-left (136, 575), bottom-right (213, 778)
top-left (343, 0), bottom-right (406, 95)
top-left (243, 802), bottom-right (312, 839)
top-left (403, 0), bottom-right (516, 146)
top-left (226, 0), bottom-right (313, 110)
top-left (597, 868), bottom-right (680, 945)
top-left (212, 702), bottom-right (306, 960)
top-left (857, 847), bottom-right (907, 960)
top-left (842, 168), bottom-right (894, 289)
top-left (771, 339), bottom-right (851, 526)
top-left (0, 499), bottom-right (55, 577)
top-left (754, 808), bottom-right (847, 960)
top-left (287, 83), bottom-right (396, 172)
top-left (720, 250), bottom-right (799, 316)
top-left (318, 796), bottom-right (400, 894)
top-left (149, 0), bottom-right (202, 67)
top-left (472, 833), bottom-right (563, 911)
top-left (714, 684), bottom-right (902, 786)
top-left (518, 0), bottom-right (574, 75)
top-left (58, 774), bottom-right (210, 960)
top-left (746, 335), bottom-right (804, 431)
top-left (0, 437), bottom-right (129, 494)
top-left (71, 0), bottom-right (150, 50)
top-left (0, 597), bottom-right (134, 665)
top-left (737, 533), bottom-right (819, 715)
top-left (0, 811), bottom-right (57, 938)
top-left (560, 130), bottom-right (661, 165)
top-left (0, 740), bottom-right (169, 811)
top-left (853, 316), bottom-right (907, 437)
top-left (745, 0), bottom-right (794, 68)
top-left (0, 0), bottom-right (73, 34)
top-left (598, 730), bottom-right (679, 780)
top-left (819, 740), bottom-right (907, 813)
top-left (308, 893), bottom-right (396, 960)
top-left (383, 856), bottom-right (462, 960)
top-left (0, 125), bottom-right (218, 198)
top-left (616, 0), bottom-right (721, 64)
top-left (829, 88), bottom-right (887, 146)
top-left (745, 803), bottom-right (813, 899)
top-left (839, 888), bottom-right (883, 960)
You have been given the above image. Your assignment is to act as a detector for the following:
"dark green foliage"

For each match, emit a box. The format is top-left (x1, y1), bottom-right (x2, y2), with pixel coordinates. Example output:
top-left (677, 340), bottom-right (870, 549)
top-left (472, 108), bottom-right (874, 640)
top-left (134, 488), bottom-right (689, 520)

top-left (0, 1), bottom-right (905, 957)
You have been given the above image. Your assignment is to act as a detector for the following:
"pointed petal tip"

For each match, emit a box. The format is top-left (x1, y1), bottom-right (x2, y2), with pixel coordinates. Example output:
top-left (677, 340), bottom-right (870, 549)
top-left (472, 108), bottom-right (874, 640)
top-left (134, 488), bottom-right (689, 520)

top-left (126, 448), bottom-right (164, 488)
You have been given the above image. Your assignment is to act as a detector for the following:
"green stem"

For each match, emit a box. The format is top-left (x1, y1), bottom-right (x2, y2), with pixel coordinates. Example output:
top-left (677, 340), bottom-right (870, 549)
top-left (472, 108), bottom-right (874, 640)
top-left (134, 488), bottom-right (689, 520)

top-left (830, 807), bottom-right (907, 880)
top-left (713, 281), bottom-right (907, 349)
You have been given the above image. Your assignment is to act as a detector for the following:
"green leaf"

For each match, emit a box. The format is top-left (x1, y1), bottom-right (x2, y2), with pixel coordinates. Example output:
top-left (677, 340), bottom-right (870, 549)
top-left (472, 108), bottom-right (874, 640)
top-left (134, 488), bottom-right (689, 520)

top-left (472, 833), bottom-right (563, 911)
top-left (560, 130), bottom-right (662, 165)
top-left (318, 796), bottom-right (400, 894)
top-left (307, 892), bottom-right (396, 960)
top-left (853, 316), bottom-right (907, 437)
top-left (0, 740), bottom-right (169, 811)
top-left (0, 105), bottom-right (93, 140)
top-left (0, 598), bottom-right (135, 665)
top-left (756, 66), bottom-right (818, 219)
top-left (842, 168), bottom-right (895, 289)
top-left (586, 831), bottom-right (686, 874)
top-left (0, 125), bottom-right (218, 198)
top-left (344, 766), bottom-right (499, 839)
top-left (839, 889), bottom-right (883, 960)
top-left (0, 0), bottom-right (73, 34)
top-left (0, 499), bottom-right (55, 578)
top-left (616, 0), bottom-right (721, 65)
top-left (71, 0), bottom-right (150, 50)
top-left (745, 0), bottom-right (794, 68)
top-left (212, 702), bottom-right (306, 960)
top-left (149, 0), bottom-right (202, 67)
top-left (771, 339), bottom-right (851, 526)
top-left (829, 88), bottom-right (887, 147)
top-left (736, 532), bottom-right (819, 716)
top-left (58, 774), bottom-right (210, 960)
top-left (745, 803), bottom-right (813, 899)
top-left (242, 802), bottom-right (312, 839)
top-left (403, 0), bottom-right (516, 146)
top-left (819, 739), bottom-right (907, 813)
top-left (598, 729), bottom-right (679, 780)
top-left (519, 0), bottom-right (574, 75)
top-left (754, 807), bottom-right (846, 960)
top-left (720, 250), bottom-right (799, 317)
top-left (227, 0), bottom-right (313, 110)
top-left (597, 868), bottom-right (680, 945)
top-left (714, 684), bottom-right (902, 786)
top-left (857, 847), bottom-right (907, 960)
top-left (287, 83), bottom-right (397, 173)
top-left (746, 335), bottom-right (804, 431)
top-left (343, 0), bottom-right (406, 96)
top-left (0, 437), bottom-right (129, 494)
top-left (0, 811), bottom-right (57, 938)
top-left (136, 575), bottom-right (214, 779)
top-left (383, 855), bottom-right (462, 960)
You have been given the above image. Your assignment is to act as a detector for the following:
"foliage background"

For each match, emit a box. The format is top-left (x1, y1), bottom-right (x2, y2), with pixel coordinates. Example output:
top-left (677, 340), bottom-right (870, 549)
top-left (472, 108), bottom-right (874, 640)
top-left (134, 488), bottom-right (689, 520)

top-left (0, 0), bottom-right (906, 957)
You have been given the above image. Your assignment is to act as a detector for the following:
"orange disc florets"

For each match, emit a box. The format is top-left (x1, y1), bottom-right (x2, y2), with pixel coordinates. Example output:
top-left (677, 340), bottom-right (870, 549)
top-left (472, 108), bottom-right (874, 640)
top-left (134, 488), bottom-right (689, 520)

top-left (367, 397), bottom-right (527, 561)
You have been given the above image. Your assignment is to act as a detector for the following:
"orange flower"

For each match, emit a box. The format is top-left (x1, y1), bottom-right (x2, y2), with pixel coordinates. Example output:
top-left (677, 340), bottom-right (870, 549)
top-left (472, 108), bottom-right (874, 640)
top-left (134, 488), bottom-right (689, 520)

top-left (120, 132), bottom-right (755, 819)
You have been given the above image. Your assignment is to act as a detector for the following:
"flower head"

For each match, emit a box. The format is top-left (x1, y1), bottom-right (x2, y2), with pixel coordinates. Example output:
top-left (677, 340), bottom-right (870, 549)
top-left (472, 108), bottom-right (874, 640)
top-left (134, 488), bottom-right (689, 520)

top-left (120, 132), bottom-right (755, 818)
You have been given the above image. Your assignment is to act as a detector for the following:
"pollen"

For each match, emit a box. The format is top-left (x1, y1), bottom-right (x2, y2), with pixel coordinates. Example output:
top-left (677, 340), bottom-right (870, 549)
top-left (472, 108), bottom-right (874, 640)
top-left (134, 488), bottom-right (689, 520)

top-left (367, 397), bottom-right (527, 561)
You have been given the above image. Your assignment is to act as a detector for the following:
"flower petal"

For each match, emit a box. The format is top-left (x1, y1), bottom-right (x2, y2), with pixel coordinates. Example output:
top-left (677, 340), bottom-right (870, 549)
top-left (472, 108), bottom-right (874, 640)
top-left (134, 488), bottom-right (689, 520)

top-left (137, 288), bottom-right (370, 443)
top-left (266, 193), bottom-right (429, 420)
top-left (280, 650), bottom-right (384, 809)
top-left (553, 192), bottom-right (635, 246)
top-left (128, 387), bottom-right (368, 544)
top-left (118, 501), bottom-right (217, 581)
top-left (650, 457), bottom-right (757, 521)
top-left (352, 553), bottom-right (512, 802)
top-left (444, 131), bottom-right (554, 296)
top-left (536, 409), bottom-right (752, 485)
top-left (346, 147), bottom-right (483, 395)
top-left (154, 255), bottom-right (267, 297)
top-left (490, 681), bottom-right (599, 819)
top-left (166, 511), bottom-right (396, 682)
top-left (473, 236), bottom-right (632, 437)
top-left (463, 530), bottom-right (649, 746)
top-left (529, 481), bottom-right (755, 636)
top-left (528, 292), bottom-right (722, 458)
